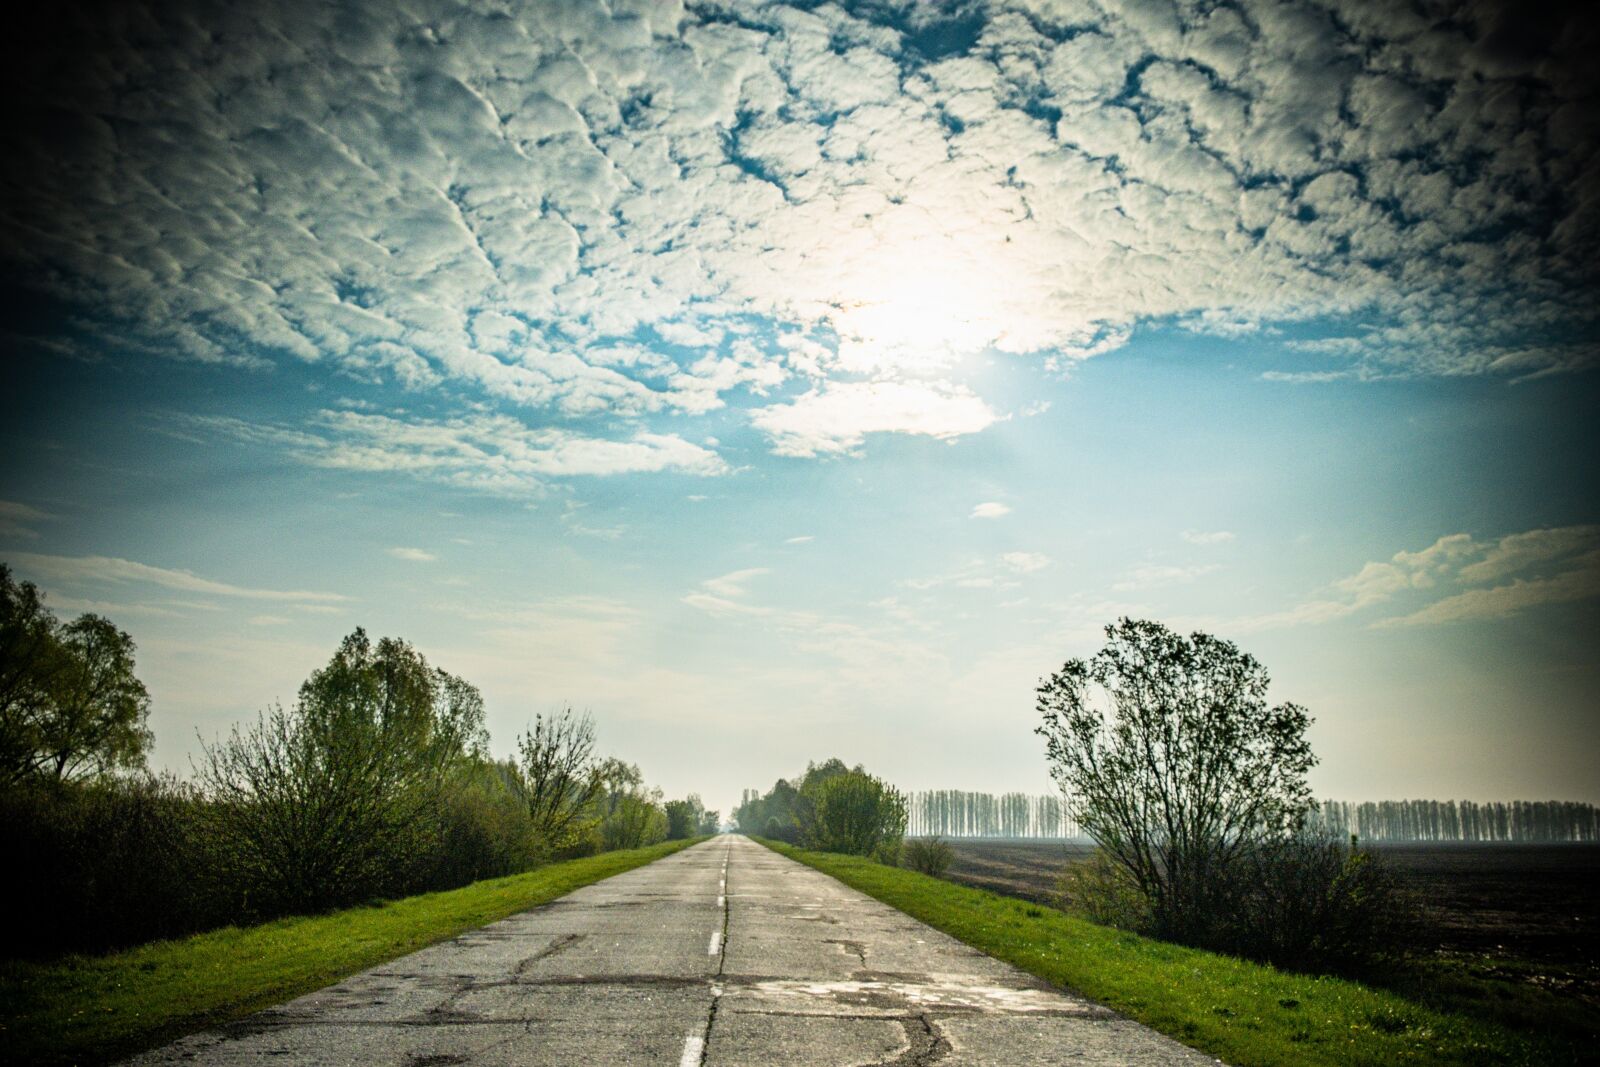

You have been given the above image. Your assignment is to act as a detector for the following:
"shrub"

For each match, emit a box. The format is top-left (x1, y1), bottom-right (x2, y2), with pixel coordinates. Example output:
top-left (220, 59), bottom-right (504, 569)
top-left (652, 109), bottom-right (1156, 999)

top-left (421, 760), bottom-right (540, 890)
top-left (762, 815), bottom-right (800, 843)
top-left (902, 836), bottom-right (954, 877)
top-left (1054, 847), bottom-right (1155, 932)
top-left (1056, 835), bottom-right (1414, 973)
top-left (799, 769), bottom-right (908, 863)
top-left (5, 776), bottom-right (217, 957)
top-left (198, 630), bottom-right (488, 916)
top-left (1224, 834), bottom-right (1415, 973)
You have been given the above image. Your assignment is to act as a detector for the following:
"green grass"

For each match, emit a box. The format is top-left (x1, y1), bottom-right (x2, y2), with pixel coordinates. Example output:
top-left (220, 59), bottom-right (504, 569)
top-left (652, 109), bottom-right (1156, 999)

top-left (0, 838), bottom-right (702, 1066)
top-left (758, 839), bottom-right (1584, 1067)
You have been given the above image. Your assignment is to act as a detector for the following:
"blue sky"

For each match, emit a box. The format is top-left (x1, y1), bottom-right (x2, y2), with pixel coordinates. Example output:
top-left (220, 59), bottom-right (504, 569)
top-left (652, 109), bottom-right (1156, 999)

top-left (2, 0), bottom-right (1597, 811)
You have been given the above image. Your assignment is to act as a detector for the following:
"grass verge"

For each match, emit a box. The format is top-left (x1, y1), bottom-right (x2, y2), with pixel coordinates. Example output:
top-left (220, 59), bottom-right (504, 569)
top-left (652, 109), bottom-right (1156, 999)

top-left (758, 839), bottom-right (1582, 1067)
top-left (0, 838), bottom-right (703, 1066)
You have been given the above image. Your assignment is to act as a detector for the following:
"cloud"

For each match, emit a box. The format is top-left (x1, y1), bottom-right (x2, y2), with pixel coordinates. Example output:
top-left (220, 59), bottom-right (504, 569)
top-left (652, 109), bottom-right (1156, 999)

top-left (0, 501), bottom-right (54, 541)
top-left (1233, 525), bottom-right (1600, 631)
top-left (387, 547), bottom-right (437, 562)
top-left (750, 381), bottom-right (998, 457)
top-left (682, 568), bottom-right (775, 617)
top-left (1377, 553), bottom-right (1600, 627)
top-left (971, 502), bottom-right (1012, 519)
top-left (699, 568), bottom-right (770, 600)
top-left (1114, 563), bottom-right (1222, 590)
top-left (784, 535), bottom-right (814, 544)
top-left (906, 552), bottom-right (1053, 591)
top-left (1456, 526), bottom-right (1600, 586)
top-left (1182, 530), bottom-right (1235, 545)
top-left (1000, 552), bottom-right (1052, 574)
top-left (7, 0), bottom-right (1588, 463)
top-left (9, 553), bottom-right (347, 603)
top-left (197, 410), bottom-right (727, 491)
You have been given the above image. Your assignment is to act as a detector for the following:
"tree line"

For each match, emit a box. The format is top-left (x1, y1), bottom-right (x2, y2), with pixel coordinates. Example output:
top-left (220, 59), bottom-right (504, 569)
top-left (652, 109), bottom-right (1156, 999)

top-left (0, 563), bottom-right (716, 958)
top-left (908, 790), bottom-right (1082, 839)
top-left (1308, 798), bottom-right (1600, 843)
top-left (734, 757), bottom-right (907, 863)
top-left (907, 791), bottom-right (1600, 842)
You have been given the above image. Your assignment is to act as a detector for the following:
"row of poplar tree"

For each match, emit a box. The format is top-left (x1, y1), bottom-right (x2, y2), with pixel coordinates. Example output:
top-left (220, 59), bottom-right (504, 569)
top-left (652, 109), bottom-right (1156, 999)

top-left (906, 790), bottom-right (1600, 842)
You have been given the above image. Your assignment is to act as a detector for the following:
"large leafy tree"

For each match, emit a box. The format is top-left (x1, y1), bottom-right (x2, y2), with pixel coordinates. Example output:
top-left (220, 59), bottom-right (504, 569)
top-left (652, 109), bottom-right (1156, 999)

top-left (200, 628), bottom-right (487, 913)
top-left (1036, 617), bottom-right (1315, 942)
top-left (0, 565), bottom-right (151, 785)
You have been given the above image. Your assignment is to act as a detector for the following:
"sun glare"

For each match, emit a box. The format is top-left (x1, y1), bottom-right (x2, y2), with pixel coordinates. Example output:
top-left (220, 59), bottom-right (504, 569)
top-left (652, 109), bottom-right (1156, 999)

top-left (825, 250), bottom-right (1007, 374)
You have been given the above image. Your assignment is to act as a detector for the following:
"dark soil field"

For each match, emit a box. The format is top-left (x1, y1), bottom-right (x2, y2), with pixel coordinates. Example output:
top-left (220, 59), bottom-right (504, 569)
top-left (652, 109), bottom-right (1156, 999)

top-left (940, 838), bottom-right (1600, 1043)
top-left (943, 838), bottom-right (1600, 965)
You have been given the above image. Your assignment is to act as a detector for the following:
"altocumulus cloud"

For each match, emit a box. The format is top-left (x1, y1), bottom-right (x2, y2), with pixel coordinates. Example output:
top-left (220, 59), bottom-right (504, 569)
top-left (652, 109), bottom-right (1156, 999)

top-left (2, 0), bottom-right (1597, 463)
top-left (195, 410), bottom-right (727, 490)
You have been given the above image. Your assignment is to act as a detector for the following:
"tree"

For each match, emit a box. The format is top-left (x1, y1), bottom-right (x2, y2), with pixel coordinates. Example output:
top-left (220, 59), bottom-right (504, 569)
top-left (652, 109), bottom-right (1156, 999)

top-left (665, 799), bottom-right (698, 839)
top-left (800, 768), bottom-right (908, 863)
top-left (591, 759), bottom-right (666, 851)
top-left (697, 808), bottom-right (720, 835)
top-left (665, 793), bottom-right (707, 839)
top-left (200, 629), bottom-right (486, 914)
top-left (1035, 618), bottom-right (1315, 942)
top-left (515, 707), bottom-right (603, 854)
top-left (0, 566), bottom-right (152, 785)
top-left (35, 614), bottom-right (152, 781)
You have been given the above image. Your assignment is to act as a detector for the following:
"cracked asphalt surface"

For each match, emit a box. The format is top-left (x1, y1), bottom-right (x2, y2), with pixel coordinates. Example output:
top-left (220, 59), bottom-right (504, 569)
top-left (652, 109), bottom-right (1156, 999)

top-left (125, 835), bottom-right (1218, 1065)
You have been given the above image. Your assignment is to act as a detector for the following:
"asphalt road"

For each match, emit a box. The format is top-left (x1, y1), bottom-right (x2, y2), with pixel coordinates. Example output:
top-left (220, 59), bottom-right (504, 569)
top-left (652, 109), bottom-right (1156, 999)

top-left (126, 835), bottom-right (1217, 1065)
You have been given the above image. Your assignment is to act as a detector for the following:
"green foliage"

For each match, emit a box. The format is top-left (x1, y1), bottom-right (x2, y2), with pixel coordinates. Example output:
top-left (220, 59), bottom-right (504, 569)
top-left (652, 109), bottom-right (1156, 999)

top-left (1, 775), bottom-right (218, 957)
top-left (664, 794), bottom-right (719, 839)
top-left (760, 839), bottom-right (1576, 1067)
top-left (1036, 618), bottom-right (1316, 946)
top-left (590, 759), bottom-right (668, 851)
top-left (2, 607), bottom-right (683, 962)
top-left (902, 836), bottom-right (954, 877)
top-left (735, 777), bottom-right (800, 841)
top-left (1054, 847), bottom-right (1152, 931)
top-left (0, 565), bottom-right (152, 785)
top-left (0, 840), bottom-right (701, 1067)
top-left (1221, 834), bottom-right (1416, 974)
top-left (515, 707), bottom-right (604, 856)
top-left (798, 767), bottom-right (908, 863)
top-left (736, 759), bottom-right (889, 846)
top-left (424, 759), bottom-right (543, 889)
top-left (198, 629), bottom-right (487, 916)
top-left (665, 798), bottom-right (698, 839)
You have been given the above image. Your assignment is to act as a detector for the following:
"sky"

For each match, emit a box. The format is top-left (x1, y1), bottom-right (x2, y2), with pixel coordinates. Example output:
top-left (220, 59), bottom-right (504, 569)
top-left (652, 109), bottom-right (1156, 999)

top-left (2, 0), bottom-right (1597, 814)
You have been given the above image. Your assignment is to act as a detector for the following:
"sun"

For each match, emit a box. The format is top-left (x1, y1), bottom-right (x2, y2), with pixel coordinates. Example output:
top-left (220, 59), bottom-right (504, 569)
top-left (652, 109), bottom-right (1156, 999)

top-left (823, 245), bottom-right (1007, 374)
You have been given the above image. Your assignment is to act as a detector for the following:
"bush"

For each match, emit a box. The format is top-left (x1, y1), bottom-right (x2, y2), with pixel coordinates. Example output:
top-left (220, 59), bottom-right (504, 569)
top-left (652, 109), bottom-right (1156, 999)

top-left (5, 776), bottom-right (219, 957)
top-left (198, 630), bottom-right (487, 916)
top-left (1054, 848), bottom-right (1154, 932)
top-left (902, 836), bottom-right (954, 877)
top-left (799, 769), bottom-right (907, 863)
top-left (762, 815), bottom-right (800, 843)
top-left (420, 760), bottom-right (540, 890)
top-left (1225, 834), bottom-right (1415, 973)
top-left (1056, 834), bottom-right (1414, 973)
